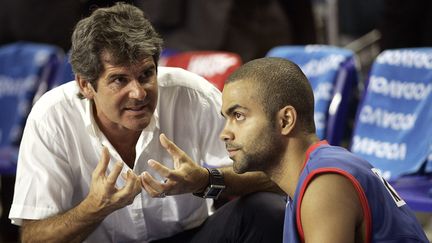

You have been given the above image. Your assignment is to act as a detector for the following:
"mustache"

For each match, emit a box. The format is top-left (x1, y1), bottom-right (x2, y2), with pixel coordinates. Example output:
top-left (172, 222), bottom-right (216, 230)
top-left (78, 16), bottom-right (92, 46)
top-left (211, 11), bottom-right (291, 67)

top-left (225, 143), bottom-right (242, 150)
top-left (124, 99), bottom-right (149, 107)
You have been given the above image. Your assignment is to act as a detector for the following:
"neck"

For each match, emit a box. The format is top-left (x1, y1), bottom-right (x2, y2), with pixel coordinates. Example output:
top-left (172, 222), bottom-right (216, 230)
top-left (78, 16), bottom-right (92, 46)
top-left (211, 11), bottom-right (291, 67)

top-left (266, 133), bottom-right (319, 197)
top-left (93, 107), bottom-right (141, 168)
top-left (101, 127), bottom-right (140, 168)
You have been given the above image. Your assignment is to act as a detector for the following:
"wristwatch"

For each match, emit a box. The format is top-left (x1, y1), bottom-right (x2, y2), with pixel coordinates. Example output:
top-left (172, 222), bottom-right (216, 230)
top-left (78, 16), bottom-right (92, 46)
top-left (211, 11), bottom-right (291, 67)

top-left (193, 168), bottom-right (225, 199)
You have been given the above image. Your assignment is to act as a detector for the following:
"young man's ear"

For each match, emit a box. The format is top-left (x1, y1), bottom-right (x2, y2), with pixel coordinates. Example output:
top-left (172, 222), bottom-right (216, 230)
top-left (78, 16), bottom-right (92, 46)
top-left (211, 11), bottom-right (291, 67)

top-left (76, 75), bottom-right (95, 99)
top-left (278, 106), bottom-right (296, 135)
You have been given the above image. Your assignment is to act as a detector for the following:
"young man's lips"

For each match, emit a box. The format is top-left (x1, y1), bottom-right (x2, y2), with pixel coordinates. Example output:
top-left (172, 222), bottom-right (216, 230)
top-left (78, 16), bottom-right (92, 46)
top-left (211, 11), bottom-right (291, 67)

top-left (227, 149), bottom-right (239, 157)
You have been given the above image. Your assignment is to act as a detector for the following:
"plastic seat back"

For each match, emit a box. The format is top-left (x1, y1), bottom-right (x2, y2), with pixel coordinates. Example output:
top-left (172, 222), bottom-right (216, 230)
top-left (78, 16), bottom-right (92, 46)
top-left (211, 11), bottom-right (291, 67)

top-left (0, 42), bottom-right (63, 174)
top-left (50, 51), bottom-right (74, 88)
top-left (162, 51), bottom-right (243, 91)
top-left (350, 48), bottom-right (432, 181)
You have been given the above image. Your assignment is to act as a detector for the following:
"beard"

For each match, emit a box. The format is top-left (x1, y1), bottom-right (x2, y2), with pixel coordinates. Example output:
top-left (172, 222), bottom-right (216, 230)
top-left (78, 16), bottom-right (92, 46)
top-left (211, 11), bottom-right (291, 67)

top-left (232, 124), bottom-right (285, 174)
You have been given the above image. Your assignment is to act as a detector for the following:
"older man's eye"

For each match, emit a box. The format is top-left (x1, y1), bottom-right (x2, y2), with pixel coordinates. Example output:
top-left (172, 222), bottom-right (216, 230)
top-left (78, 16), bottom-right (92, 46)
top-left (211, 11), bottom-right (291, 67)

top-left (114, 77), bottom-right (128, 84)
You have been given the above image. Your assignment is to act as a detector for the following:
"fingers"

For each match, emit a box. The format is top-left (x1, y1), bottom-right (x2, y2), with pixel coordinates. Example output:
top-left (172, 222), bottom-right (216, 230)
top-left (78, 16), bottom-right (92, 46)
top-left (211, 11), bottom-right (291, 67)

top-left (123, 170), bottom-right (141, 192)
top-left (94, 147), bottom-right (110, 177)
top-left (118, 170), bottom-right (142, 199)
top-left (159, 133), bottom-right (184, 160)
top-left (148, 159), bottom-right (171, 178)
top-left (147, 159), bottom-right (182, 183)
top-left (107, 161), bottom-right (124, 185)
top-left (93, 148), bottom-right (125, 186)
top-left (141, 171), bottom-right (167, 197)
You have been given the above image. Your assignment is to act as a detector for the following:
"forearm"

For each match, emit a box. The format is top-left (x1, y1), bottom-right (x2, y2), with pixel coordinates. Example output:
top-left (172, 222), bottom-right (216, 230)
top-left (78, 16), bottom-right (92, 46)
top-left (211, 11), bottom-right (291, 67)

top-left (21, 198), bottom-right (107, 243)
top-left (19, 148), bottom-right (143, 243)
top-left (219, 167), bottom-right (285, 196)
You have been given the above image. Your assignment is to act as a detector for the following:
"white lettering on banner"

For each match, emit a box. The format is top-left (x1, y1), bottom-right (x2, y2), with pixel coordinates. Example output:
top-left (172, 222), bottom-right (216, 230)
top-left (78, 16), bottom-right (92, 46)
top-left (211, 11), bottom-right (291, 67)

top-left (352, 136), bottom-right (407, 161)
top-left (301, 54), bottom-right (346, 77)
top-left (0, 75), bottom-right (37, 98)
top-left (376, 50), bottom-right (432, 69)
top-left (314, 82), bottom-right (333, 101)
top-left (34, 50), bottom-right (50, 66)
top-left (359, 105), bottom-right (417, 131)
top-left (305, 45), bottom-right (336, 52)
top-left (314, 112), bottom-right (325, 130)
top-left (369, 76), bottom-right (432, 100)
top-left (187, 54), bottom-right (237, 77)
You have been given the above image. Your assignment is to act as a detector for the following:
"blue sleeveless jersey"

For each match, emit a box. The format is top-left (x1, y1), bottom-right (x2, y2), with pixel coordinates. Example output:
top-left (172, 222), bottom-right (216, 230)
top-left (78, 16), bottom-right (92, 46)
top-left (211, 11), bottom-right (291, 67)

top-left (283, 141), bottom-right (428, 243)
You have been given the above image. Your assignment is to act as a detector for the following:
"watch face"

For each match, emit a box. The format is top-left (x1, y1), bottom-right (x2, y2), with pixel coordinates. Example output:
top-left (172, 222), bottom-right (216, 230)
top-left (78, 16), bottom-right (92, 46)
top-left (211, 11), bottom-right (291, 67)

top-left (204, 185), bottom-right (225, 199)
top-left (207, 188), bottom-right (222, 198)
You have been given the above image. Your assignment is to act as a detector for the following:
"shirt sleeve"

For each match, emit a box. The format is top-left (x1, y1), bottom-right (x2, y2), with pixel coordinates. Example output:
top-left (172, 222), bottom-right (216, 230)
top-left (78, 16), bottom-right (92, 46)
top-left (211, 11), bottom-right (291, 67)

top-left (9, 118), bottom-right (74, 225)
top-left (156, 67), bottom-right (232, 168)
top-left (196, 84), bottom-right (232, 168)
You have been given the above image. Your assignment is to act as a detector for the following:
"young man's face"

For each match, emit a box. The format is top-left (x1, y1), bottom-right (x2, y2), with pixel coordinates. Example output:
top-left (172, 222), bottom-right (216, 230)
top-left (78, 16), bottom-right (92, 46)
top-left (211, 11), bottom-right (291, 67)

top-left (220, 79), bottom-right (283, 174)
top-left (87, 54), bottom-right (158, 133)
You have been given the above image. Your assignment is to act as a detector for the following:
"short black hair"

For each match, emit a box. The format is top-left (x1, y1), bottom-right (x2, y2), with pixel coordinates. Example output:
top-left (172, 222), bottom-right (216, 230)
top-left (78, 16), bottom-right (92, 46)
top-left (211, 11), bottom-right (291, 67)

top-left (226, 57), bottom-right (316, 133)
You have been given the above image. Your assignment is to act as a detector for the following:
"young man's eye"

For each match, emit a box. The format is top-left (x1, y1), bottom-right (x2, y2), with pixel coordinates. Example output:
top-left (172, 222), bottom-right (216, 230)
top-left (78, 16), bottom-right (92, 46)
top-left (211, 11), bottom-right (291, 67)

top-left (234, 112), bottom-right (245, 121)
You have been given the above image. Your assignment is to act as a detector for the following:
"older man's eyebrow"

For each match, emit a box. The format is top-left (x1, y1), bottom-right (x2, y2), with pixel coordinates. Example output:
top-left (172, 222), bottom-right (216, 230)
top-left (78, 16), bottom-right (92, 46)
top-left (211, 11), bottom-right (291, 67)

top-left (106, 73), bottom-right (127, 81)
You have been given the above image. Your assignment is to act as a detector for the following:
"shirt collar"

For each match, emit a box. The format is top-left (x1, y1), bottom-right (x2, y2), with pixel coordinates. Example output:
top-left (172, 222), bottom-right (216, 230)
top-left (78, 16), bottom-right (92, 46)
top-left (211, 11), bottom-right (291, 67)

top-left (84, 99), bottom-right (98, 138)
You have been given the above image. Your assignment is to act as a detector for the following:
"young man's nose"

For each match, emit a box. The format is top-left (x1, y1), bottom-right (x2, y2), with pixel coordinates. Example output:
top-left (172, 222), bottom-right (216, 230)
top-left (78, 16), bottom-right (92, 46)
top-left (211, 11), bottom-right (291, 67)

top-left (220, 125), bottom-right (234, 142)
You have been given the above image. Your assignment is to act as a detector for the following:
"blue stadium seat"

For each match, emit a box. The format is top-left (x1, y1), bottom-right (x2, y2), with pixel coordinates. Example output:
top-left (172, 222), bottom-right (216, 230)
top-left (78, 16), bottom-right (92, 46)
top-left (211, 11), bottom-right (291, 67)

top-left (0, 42), bottom-right (63, 174)
top-left (266, 45), bottom-right (359, 146)
top-left (50, 51), bottom-right (74, 89)
top-left (350, 48), bottom-right (432, 211)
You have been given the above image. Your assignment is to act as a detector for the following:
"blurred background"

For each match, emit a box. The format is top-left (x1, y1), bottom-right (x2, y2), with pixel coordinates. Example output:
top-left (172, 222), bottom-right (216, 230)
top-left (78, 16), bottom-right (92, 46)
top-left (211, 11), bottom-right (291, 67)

top-left (1, 0), bottom-right (432, 242)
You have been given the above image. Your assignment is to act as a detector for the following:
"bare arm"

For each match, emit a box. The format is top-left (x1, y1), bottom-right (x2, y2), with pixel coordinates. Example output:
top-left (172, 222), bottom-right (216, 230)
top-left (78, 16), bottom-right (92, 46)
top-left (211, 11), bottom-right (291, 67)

top-left (20, 148), bottom-right (142, 243)
top-left (300, 173), bottom-right (364, 243)
top-left (21, 199), bottom-right (105, 243)
top-left (140, 134), bottom-right (283, 197)
top-left (219, 168), bottom-right (284, 196)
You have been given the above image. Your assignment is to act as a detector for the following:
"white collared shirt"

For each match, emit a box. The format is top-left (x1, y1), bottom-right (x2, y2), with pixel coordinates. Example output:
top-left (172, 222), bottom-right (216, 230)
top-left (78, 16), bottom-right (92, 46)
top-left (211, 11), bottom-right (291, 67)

top-left (9, 67), bottom-right (232, 242)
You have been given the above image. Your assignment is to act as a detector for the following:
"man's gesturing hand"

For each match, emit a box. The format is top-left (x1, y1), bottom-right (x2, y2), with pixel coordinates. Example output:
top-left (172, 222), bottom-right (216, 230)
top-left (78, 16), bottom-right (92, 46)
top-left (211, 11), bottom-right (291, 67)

top-left (83, 147), bottom-right (142, 217)
top-left (141, 134), bottom-right (209, 198)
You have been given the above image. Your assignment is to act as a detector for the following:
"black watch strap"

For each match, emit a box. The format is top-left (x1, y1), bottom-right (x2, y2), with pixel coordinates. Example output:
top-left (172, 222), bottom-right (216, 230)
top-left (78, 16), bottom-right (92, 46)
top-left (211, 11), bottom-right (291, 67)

top-left (193, 168), bottom-right (225, 199)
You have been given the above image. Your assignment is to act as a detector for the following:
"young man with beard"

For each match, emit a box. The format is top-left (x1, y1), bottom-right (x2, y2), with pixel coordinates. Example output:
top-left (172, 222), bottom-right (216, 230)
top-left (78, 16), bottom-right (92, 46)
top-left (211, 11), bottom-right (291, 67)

top-left (8, 4), bottom-right (285, 242)
top-left (219, 57), bottom-right (429, 242)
